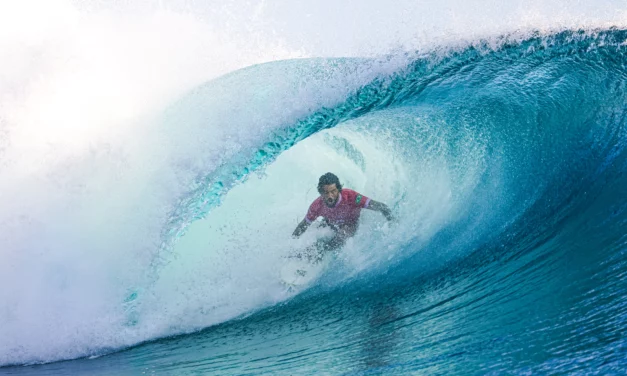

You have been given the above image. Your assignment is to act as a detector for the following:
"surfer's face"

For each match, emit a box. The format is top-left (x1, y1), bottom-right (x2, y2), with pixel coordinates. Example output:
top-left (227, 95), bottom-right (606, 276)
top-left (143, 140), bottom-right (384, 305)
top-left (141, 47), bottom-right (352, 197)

top-left (321, 184), bottom-right (340, 207)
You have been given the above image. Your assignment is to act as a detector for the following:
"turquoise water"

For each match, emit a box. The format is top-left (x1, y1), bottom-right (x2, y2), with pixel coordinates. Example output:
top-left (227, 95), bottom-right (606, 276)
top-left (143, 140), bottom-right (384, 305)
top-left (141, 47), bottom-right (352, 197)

top-left (2, 29), bottom-right (627, 374)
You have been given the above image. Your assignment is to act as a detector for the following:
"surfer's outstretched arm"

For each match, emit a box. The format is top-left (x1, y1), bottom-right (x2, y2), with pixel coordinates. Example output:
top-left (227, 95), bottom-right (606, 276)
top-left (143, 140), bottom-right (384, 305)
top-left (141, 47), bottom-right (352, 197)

top-left (292, 219), bottom-right (311, 238)
top-left (367, 200), bottom-right (394, 221)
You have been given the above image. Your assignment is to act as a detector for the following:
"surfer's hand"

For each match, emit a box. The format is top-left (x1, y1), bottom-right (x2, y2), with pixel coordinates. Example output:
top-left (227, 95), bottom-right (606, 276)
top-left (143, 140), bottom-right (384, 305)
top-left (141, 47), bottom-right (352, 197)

top-left (382, 210), bottom-right (396, 222)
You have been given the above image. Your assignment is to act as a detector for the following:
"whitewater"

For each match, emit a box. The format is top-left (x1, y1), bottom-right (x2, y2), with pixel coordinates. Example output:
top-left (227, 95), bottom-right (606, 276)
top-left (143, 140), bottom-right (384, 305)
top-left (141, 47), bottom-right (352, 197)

top-left (1, 1), bottom-right (627, 374)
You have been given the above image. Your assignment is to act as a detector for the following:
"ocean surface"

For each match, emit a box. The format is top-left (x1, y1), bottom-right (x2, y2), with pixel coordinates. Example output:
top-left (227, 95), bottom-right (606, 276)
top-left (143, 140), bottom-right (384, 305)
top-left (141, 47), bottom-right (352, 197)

top-left (1, 3), bottom-right (627, 375)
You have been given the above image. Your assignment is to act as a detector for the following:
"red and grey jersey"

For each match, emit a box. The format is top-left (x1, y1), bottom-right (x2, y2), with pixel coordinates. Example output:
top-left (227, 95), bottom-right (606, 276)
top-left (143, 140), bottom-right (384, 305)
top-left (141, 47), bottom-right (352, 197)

top-left (305, 189), bottom-right (370, 228)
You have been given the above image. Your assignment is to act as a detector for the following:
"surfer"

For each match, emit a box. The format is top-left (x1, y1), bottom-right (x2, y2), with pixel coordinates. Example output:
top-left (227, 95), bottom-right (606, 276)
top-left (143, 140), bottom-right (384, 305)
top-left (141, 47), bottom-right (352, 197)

top-left (292, 172), bottom-right (394, 255)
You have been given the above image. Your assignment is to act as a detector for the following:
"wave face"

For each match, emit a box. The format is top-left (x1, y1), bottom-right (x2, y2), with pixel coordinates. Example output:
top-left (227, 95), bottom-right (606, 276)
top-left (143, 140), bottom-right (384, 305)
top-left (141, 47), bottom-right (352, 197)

top-left (2, 27), bottom-right (627, 374)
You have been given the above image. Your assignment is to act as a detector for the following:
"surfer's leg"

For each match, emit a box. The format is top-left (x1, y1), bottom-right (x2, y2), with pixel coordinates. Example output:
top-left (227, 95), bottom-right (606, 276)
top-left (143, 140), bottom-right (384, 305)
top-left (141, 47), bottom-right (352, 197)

top-left (315, 233), bottom-right (346, 254)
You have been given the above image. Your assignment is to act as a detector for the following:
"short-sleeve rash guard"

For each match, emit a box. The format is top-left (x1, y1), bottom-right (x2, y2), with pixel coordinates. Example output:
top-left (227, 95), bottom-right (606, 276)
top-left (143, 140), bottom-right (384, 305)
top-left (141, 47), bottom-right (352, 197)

top-left (305, 189), bottom-right (370, 229)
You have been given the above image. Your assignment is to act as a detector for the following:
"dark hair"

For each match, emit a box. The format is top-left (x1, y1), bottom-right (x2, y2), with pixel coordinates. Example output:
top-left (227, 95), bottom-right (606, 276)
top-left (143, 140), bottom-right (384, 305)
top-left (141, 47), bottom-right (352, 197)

top-left (317, 172), bottom-right (342, 194)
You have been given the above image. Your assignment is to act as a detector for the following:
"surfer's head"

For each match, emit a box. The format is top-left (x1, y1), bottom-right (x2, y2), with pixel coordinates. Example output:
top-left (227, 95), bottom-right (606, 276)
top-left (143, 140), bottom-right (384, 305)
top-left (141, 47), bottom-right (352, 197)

top-left (318, 172), bottom-right (342, 207)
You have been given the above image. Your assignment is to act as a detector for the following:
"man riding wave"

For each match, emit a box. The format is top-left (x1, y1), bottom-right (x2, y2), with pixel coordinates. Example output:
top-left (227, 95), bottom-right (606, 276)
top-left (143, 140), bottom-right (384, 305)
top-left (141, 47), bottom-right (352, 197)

top-left (292, 172), bottom-right (393, 255)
